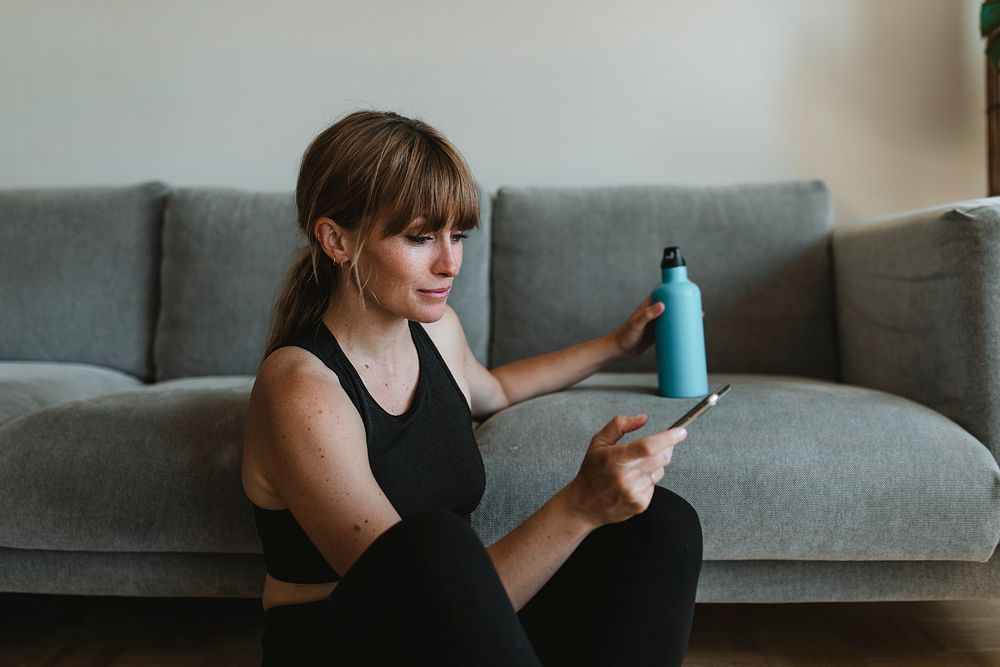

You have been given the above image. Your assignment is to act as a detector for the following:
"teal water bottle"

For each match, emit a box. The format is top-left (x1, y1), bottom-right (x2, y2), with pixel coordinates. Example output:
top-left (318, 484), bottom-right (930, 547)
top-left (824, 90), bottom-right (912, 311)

top-left (652, 247), bottom-right (709, 398)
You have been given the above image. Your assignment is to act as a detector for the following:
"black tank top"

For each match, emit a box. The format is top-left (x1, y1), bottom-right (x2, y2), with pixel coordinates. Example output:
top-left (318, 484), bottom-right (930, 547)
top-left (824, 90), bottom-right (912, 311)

top-left (251, 318), bottom-right (486, 584)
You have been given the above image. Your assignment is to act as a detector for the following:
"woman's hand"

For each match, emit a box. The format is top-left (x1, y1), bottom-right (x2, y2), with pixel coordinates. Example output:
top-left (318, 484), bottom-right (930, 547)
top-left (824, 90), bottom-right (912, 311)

top-left (610, 296), bottom-right (705, 361)
top-left (562, 414), bottom-right (688, 529)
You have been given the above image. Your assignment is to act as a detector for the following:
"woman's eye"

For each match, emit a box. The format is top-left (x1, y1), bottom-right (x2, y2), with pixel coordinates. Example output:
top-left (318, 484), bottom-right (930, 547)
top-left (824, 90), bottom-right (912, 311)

top-left (406, 234), bottom-right (469, 245)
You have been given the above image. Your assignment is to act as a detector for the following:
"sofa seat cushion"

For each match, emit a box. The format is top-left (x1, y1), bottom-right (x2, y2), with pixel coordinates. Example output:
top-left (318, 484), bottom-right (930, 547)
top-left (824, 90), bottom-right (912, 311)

top-left (0, 377), bottom-right (257, 553)
top-left (0, 362), bottom-right (144, 425)
top-left (471, 373), bottom-right (1000, 561)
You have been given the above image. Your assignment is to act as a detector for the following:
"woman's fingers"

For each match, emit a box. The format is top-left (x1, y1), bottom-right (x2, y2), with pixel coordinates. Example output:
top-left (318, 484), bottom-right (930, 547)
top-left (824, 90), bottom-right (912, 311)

top-left (624, 444), bottom-right (675, 484)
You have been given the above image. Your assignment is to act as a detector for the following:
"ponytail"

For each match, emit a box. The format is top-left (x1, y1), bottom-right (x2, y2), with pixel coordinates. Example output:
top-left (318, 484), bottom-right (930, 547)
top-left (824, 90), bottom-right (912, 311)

top-left (261, 245), bottom-right (336, 363)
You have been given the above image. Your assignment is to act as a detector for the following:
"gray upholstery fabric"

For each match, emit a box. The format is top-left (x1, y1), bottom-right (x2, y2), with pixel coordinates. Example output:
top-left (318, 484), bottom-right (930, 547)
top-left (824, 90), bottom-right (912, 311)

top-left (1, 547), bottom-right (998, 602)
top-left (0, 361), bottom-right (142, 425)
top-left (448, 186), bottom-right (491, 366)
top-left (471, 373), bottom-right (1000, 561)
top-left (694, 553), bottom-right (1000, 603)
top-left (0, 548), bottom-right (267, 597)
top-left (4, 372), bottom-right (996, 563)
top-left (0, 182), bottom-right (168, 381)
top-left (0, 377), bottom-right (256, 553)
top-left (155, 184), bottom-right (492, 381)
top-left (155, 188), bottom-right (302, 381)
top-left (833, 199), bottom-right (1000, 465)
top-left (489, 181), bottom-right (838, 378)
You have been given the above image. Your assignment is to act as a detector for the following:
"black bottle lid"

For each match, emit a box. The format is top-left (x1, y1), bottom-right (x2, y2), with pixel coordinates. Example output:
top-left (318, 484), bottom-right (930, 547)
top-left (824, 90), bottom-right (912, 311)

top-left (661, 246), bottom-right (687, 269)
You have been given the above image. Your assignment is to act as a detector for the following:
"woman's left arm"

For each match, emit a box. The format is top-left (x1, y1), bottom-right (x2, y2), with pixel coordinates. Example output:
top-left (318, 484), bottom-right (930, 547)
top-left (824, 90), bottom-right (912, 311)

top-left (492, 333), bottom-right (627, 407)
top-left (493, 295), bottom-right (672, 407)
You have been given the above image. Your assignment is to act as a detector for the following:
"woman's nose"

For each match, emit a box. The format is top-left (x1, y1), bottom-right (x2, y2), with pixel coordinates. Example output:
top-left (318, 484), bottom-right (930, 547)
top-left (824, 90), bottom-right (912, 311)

top-left (435, 240), bottom-right (460, 275)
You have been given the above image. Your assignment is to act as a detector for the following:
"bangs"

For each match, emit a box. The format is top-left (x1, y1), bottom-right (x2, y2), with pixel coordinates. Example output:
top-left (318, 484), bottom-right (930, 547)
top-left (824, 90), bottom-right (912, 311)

top-left (369, 131), bottom-right (480, 239)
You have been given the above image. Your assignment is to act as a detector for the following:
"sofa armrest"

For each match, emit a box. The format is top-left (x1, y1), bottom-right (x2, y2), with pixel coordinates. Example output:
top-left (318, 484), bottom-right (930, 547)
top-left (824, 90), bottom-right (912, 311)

top-left (832, 198), bottom-right (1000, 464)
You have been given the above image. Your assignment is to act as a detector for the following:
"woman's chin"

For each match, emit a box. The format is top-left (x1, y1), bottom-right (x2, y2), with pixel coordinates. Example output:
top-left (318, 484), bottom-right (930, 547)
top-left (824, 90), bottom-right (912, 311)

top-left (411, 302), bottom-right (448, 322)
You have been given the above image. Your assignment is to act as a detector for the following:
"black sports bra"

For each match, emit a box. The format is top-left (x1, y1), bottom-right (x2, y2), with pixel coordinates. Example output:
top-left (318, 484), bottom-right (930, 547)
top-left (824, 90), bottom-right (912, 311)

top-left (251, 319), bottom-right (486, 583)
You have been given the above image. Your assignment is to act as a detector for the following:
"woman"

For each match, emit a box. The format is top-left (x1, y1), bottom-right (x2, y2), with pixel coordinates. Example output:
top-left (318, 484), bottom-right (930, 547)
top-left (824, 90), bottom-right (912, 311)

top-left (242, 110), bottom-right (703, 666)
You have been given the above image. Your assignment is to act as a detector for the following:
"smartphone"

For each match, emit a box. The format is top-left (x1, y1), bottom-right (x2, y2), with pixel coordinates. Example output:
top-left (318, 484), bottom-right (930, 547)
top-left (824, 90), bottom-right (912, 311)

top-left (668, 384), bottom-right (731, 430)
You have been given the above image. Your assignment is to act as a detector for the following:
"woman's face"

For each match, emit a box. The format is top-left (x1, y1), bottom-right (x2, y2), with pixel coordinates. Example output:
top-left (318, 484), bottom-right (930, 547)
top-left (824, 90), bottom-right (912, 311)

top-left (351, 216), bottom-right (466, 322)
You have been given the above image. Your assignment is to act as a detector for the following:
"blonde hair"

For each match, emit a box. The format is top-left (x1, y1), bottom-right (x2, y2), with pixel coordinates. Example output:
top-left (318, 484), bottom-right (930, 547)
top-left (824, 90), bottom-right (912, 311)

top-left (261, 110), bottom-right (480, 362)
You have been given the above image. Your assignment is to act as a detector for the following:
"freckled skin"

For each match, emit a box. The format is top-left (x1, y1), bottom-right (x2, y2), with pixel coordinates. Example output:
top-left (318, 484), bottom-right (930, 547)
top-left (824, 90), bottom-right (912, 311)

top-left (353, 524), bottom-right (361, 531)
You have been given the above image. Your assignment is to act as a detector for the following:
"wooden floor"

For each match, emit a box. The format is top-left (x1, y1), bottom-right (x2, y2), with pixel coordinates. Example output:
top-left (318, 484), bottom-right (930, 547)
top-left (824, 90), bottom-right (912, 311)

top-left (1, 594), bottom-right (998, 666)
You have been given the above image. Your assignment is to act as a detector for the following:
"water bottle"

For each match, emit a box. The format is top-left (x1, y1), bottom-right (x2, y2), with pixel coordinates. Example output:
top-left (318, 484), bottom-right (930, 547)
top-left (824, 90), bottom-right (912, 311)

top-left (651, 246), bottom-right (709, 398)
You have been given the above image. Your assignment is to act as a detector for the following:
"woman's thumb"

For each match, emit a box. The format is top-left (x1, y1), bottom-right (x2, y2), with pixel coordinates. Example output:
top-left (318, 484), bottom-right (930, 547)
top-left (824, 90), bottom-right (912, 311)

top-left (592, 414), bottom-right (648, 448)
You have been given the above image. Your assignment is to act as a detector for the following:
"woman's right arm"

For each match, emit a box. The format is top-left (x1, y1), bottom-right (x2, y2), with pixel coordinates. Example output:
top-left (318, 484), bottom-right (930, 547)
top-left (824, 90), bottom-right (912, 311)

top-left (252, 349), bottom-right (403, 577)
top-left (486, 414), bottom-right (687, 613)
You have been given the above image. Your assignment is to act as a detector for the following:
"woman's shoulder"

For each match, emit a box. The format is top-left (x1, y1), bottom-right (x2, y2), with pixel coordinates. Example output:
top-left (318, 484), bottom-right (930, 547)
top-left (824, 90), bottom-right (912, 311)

top-left (256, 345), bottom-right (341, 398)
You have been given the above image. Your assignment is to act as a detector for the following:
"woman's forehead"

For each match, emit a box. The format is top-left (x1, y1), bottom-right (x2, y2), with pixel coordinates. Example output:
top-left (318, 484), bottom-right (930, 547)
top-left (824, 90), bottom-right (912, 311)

top-left (406, 213), bottom-right (458, 230)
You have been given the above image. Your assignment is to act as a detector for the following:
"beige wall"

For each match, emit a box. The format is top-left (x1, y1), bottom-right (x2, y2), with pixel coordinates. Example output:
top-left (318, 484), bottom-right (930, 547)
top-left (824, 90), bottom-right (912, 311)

top-left (0, 0), bottom-right (988, 225)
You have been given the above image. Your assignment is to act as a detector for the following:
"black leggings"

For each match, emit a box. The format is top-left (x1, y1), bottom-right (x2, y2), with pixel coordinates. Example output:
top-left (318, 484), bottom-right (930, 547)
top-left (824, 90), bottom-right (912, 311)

top-left (261, 485), bottom-right (703, 666)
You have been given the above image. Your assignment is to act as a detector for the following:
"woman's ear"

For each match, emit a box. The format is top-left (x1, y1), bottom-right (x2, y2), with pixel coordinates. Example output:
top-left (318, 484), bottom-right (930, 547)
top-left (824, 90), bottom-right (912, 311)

top-left (315, 217), bottom-right (351, 264)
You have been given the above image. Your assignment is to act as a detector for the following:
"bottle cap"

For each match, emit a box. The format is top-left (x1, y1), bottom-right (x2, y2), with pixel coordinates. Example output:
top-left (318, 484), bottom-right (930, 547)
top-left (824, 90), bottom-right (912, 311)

top-left (661, 246), bottom-right (687, 269)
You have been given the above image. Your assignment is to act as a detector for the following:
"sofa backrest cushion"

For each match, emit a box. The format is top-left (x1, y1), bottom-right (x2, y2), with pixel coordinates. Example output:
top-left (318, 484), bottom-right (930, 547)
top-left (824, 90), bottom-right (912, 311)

top-left (155, 188), bottom-right (300, 381)
top-left (0, 182), bottom-right (168, 381)
top-left (155, 185), bottom-right (492, 380)
top-left (489, 180), bottom-right (838, 379)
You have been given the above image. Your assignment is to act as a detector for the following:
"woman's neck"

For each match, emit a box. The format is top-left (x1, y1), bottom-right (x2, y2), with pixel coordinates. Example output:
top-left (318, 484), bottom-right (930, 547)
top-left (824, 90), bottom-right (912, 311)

top-left (322, 301), bottom-right (412, 363)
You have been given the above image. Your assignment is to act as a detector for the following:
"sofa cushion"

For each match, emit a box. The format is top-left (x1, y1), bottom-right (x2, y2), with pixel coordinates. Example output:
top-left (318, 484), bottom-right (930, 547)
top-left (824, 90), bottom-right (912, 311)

top-left (489, 181), bottom-right (837, 379)
top-left (155, 189), bottom-right (301, 381)
top-left (471, 373), bottom-right (1000, 562)
top-left (8, 371), bottom-right (994, 564)
top-left (833, 198), bottom-right (1000, 466)
top-left (0, 378), bottom-right (257, 554)
top-left (0, 362), bottom-right (143, 425)
top-left (0, 182), bottom-right (168, 381)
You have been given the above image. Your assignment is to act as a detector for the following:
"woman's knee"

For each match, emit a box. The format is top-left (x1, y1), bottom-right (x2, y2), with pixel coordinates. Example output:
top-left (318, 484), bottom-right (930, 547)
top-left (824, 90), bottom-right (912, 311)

top-left (642, 486), bottom-right (704, 563)
top-left (371, 510), bottom-right (512, 608)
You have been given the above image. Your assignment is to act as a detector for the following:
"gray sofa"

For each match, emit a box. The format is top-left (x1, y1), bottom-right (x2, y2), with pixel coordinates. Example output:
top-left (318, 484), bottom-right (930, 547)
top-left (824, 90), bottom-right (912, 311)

top-left (1, 180), bottom-right (998, 602)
